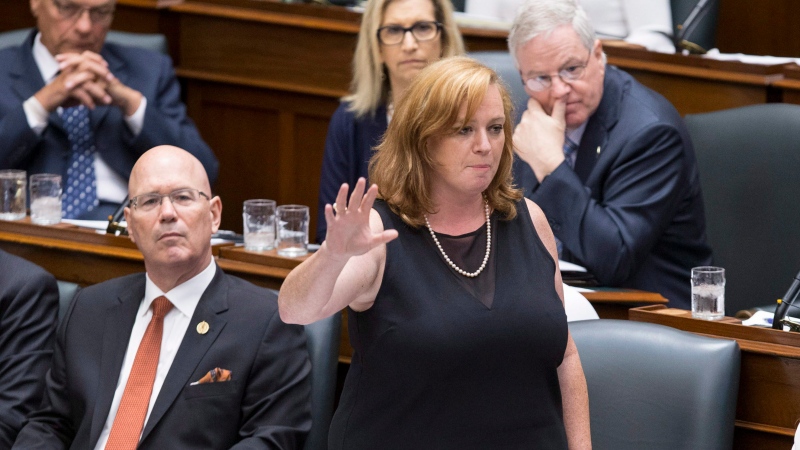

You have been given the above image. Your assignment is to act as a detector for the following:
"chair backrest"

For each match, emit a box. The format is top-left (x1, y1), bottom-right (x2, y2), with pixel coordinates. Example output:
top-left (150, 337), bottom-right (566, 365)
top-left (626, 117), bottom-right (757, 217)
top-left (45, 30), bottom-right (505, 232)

top-left (685, 103), bottom-right (800, 314)
top-left (56, 280), bottom-right (80, 322)
top-left (0, 28), bottom-right (168, 55)
top-left (266, 288), bottom-right (341, 450)
top-left (670, 0), bottom-right (720, 51)
top-left (570, 319), bottom-right (740, 450)
top-left (468, 51), bottom-right (527, 125)
top-left (302, 313), bottom-right (342, 450)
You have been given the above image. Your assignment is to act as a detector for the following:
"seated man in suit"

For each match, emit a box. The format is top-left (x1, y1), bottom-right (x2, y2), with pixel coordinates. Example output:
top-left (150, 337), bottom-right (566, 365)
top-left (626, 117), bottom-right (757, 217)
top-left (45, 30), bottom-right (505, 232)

top-left (0, 249), bottom-right (59, 447)
top-left (14, 145), bottom-right (311, 449)
top-left (0, 0), bottom-right (218, 220)
top-left (509, 0), bottom-right (712, 308)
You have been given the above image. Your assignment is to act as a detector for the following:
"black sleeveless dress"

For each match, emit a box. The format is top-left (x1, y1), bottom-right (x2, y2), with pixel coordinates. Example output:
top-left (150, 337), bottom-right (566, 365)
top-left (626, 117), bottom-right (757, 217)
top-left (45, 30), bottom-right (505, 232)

top-left (328, 199), bottom-right (569, 449)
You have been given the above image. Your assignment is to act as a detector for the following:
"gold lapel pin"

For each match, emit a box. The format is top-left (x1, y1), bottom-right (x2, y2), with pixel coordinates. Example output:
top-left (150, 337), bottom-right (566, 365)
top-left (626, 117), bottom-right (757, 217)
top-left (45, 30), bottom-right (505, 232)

top-left (197, 321), bottom-right (210, 335)
top-left (596, 146), bottom-right (601, 155)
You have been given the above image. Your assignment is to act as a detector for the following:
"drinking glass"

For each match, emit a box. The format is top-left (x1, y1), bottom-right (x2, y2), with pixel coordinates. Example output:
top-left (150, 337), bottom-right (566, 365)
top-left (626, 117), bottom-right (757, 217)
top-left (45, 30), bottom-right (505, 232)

top-left (276, 205), bottom-right (309, 257)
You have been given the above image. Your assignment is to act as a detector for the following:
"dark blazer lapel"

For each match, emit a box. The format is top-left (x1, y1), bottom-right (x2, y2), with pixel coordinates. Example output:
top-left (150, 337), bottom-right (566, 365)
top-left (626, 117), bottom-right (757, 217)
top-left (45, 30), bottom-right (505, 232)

top-left (139, 267), bottom-right (230, 441)
top-left (11, 30), bottom-right (66, 134)
top-left (88, 277), bottom-right (146, 447)
top-left (10, 31), bottom-right (44, 102)
top-left (573, 67), bottom-right (624, 183)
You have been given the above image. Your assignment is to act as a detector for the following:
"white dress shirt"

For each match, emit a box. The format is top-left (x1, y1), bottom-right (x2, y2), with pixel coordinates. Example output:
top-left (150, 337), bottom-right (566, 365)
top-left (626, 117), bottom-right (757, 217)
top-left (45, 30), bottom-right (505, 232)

top-left (93, 260), bottom-right (216, 450)
top-left (22, 33), bottom-right (147, 203)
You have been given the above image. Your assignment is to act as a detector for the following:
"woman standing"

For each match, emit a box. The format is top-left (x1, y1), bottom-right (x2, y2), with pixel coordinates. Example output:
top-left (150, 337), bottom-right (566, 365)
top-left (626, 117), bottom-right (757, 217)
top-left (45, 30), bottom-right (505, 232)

top-left (316, 0), bottom-right (464, 241)
top-left (281, 57), bottom-right (590, 449)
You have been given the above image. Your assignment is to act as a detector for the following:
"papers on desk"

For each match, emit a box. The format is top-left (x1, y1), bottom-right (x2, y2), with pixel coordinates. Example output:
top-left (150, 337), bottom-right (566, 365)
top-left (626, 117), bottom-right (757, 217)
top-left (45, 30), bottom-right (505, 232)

top-left (563, 283), bottom-right (599, 321)
top-left (559, 260), bottom-right (587, 272)
top-left (702, 49), bottom-right (800, 66)
top-left (453, 12), bottom-right (512, 31)
top-left (742, 310), bottom-right (774, 328)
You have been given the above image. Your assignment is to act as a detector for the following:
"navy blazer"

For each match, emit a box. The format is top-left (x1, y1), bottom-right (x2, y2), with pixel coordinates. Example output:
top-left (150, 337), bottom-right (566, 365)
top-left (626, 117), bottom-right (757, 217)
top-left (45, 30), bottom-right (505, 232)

top-left (316, 102), bottom-right (387, 242)
top-left (14, 267), bottom-right (312, 449)
top-left (0, 30), bottom-right (218, 187)
top-left (0, 250), bottom-right (59, 448)
top-left (514, 66), bottom-right (713, 307)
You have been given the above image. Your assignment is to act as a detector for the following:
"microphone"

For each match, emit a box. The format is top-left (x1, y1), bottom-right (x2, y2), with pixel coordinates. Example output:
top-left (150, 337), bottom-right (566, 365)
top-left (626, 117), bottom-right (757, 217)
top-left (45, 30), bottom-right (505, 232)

top-left (772, 269), bottom-right (800, 329)
top-left (674, 0), bottom-right (713, 54)
top-left (106, 196), bottom-right (128, 236)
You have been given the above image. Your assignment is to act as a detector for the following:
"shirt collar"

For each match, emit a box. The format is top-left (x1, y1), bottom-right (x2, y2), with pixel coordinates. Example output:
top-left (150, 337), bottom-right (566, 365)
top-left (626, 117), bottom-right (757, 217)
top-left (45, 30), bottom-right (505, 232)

top-left (143, 260), bottom-right (217, 319)
top-left (32, 32), bottom-right (60, 85)
top-left (566, 121), bottom-right (588, 147)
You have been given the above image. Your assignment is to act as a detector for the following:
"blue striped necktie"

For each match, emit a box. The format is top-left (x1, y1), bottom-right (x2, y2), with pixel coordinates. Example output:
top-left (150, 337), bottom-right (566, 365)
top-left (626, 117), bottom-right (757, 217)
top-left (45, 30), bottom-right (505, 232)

top-left (60, 105), bottom-right (99, 219)
top-left (563, 137), bottom-right (578, 169)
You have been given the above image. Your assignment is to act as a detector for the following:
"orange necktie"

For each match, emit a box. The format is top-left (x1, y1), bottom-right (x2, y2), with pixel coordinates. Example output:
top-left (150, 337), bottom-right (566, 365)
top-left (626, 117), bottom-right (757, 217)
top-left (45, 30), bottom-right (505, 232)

top-left (105, 296), bottom-right (173, 450)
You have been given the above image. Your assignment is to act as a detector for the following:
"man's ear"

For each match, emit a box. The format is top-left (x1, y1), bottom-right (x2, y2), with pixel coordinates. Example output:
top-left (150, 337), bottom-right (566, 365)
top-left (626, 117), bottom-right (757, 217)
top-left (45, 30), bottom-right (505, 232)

top-left (209, 196), bottom-right (222, 234)
top-left (123, 207), bottom-right (136, 244)
top-left (30, 0), bottom-right (41, 18)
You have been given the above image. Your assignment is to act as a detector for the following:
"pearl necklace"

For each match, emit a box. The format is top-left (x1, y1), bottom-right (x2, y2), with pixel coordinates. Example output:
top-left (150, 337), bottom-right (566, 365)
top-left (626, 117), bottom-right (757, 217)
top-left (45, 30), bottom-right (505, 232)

top-left (424, 201), bottom-right (491, 278)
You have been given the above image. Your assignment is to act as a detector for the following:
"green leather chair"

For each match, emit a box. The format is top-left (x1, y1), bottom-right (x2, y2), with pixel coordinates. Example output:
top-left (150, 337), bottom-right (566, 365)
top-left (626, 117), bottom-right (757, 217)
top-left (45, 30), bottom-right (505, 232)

top-left (0, 28), bottom-right (168, 55)
top-left (571, 319), bottom-right (740, 450)
top-left (686, 103), bottom-right (800, 315)
top-left (468, 51), bottom-right (528, 125)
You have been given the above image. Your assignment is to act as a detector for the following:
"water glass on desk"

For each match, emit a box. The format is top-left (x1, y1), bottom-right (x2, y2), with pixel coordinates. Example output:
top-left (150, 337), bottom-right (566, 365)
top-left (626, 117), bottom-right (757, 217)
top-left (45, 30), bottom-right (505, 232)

top-left (276, 205), bottom-right (309, 257)
top-left (691, 266), bottom-right (725, 320)
top-left (243, 199), bottom-right (276, 251)
top-left (0, 170), bottom-right (26, 221)
top-left (30, 174), bottom-right (62, 225)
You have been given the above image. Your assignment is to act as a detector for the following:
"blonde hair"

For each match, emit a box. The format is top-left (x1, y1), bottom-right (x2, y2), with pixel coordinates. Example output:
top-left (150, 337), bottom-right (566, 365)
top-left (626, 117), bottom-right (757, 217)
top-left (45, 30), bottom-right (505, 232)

top-left (369, 56), bottom-right (522, 228)
top-left (344, 0), bottom-right (465, 118)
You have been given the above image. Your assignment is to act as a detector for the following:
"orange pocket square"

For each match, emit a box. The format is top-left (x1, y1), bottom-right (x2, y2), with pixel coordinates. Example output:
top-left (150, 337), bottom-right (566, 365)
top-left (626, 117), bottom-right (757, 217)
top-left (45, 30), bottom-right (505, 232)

top-left (190, 367), bottom-right (232, 385)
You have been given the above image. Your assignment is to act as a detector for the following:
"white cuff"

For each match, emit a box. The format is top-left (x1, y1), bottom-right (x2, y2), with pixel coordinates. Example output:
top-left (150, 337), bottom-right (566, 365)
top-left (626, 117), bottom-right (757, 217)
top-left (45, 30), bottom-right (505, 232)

top-left (124, 96), bottom-right (147, 136)
top-left (23, 96), bottom-right (50, 135)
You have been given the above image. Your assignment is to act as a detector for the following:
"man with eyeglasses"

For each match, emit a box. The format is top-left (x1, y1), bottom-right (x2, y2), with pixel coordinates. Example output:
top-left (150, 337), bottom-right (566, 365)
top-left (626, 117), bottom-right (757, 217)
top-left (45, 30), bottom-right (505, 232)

top-left (0, 0), bottom-right (217, 220)
top-left (508, 0), bottom-right (712, 308)
top-left (14, 145), bottom-right (311, 449)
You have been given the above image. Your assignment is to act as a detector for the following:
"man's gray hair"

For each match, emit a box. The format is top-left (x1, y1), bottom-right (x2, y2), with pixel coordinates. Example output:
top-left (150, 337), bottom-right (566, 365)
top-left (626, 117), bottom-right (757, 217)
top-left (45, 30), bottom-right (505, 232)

top-left (508, 0), bottom-right (597, 67)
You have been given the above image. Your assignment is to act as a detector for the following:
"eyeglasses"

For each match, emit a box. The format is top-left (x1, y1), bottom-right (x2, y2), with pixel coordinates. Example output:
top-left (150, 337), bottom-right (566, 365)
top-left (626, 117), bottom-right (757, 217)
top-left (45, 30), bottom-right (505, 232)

top-left (377, 21), bottom-right (442, 46)
top-left (130, 188), bottom-right (210, 213)
top-left (522, 51), bottom-right (592, 92)
top-left (50, 0), bottom-right (115, 25)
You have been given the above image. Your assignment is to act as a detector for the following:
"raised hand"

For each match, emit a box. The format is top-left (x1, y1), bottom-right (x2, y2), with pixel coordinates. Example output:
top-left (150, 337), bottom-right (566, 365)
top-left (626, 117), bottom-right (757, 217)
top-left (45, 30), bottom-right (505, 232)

top-left (323, 178), bottom-right (398, 260)
top-left (513, 96), bottom-right (567, 182)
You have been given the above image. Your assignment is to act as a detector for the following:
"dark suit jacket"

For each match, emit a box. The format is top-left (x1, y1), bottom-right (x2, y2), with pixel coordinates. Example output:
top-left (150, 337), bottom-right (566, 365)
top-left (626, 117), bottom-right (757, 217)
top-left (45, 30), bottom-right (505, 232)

top-left (14, 267), bottom-right (311, 449)
top-left (514, 66), bottom-right (713, 307)
top-left (0, 30), bottom-right (219, 189)
top-left (0, 250), bottom-right (59, 448)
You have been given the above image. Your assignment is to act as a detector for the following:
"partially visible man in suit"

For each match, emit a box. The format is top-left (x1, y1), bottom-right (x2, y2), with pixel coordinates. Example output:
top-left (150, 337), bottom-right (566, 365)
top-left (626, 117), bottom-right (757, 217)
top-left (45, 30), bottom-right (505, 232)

top-left (14, 145), bottom-right (311, 449)
top-left (0, 249), bottom-right (59, 447)
top-left (509, 0), bottom-right (712, 308)
top-left (0, 0), bottom-right (218, 220)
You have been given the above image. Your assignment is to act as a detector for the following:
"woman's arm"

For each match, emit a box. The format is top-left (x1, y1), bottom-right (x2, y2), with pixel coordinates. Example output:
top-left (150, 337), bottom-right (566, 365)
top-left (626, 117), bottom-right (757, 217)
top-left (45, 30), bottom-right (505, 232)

top-left (527, 198), bottom-right (591, 449)
top-left (279, 179), bottom-right (398, 325)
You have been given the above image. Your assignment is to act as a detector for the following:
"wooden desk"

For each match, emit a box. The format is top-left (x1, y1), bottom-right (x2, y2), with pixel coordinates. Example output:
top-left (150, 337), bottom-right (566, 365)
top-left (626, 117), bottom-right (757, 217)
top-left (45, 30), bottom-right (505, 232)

top-left (0, 219), bottom-right (667, 362)
top-left (773, 65), bottom-right (800, 106)
top-left (604, 46), bottom-right (787, 116)
top-left (3, 0), bottom-right (798, 240)
top-left (630, 305), bottom-right (800, 450)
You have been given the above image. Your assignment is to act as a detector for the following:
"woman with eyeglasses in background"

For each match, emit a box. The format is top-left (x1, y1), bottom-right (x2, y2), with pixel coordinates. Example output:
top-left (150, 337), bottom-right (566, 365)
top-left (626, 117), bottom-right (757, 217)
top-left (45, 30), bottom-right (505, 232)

top-left (315, 0), bottom-right (464, 242)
